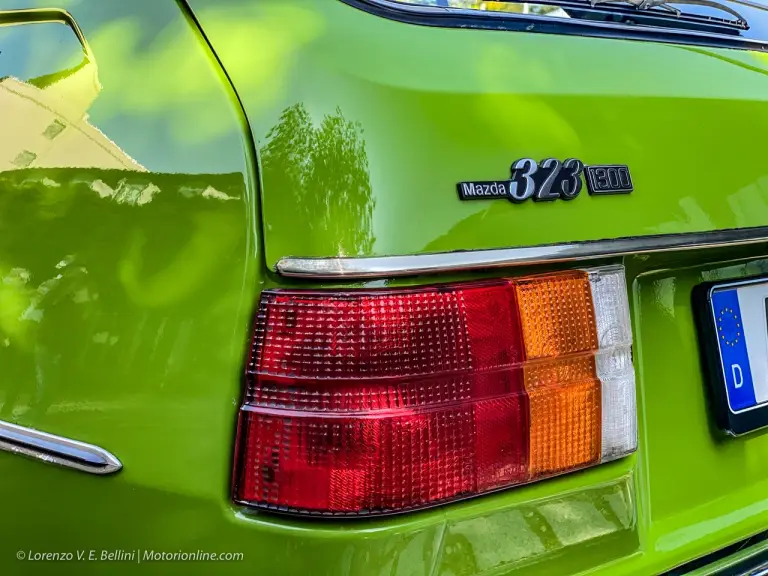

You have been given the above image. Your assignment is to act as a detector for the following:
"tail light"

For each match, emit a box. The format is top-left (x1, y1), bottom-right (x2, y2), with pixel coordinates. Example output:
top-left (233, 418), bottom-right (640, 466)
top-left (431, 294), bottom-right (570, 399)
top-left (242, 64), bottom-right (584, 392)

top-left (233, 266), bottom-right (636, 516)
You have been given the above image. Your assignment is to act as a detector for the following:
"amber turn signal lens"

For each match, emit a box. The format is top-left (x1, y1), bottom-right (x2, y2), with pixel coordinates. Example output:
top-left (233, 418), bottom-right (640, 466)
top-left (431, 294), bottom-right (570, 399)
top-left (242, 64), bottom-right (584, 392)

top-left (515, 271), bottom-right (598, 359)
top-left (515, 272), bottom-right (601, 476)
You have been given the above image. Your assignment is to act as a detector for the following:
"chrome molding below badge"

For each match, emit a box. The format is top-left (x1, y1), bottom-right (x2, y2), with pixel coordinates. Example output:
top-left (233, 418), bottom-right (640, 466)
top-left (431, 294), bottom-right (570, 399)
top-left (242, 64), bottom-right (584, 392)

top-left (277, 227), bottom-right (768, 279)
top-left (0, 420), bottom-right (122, 475)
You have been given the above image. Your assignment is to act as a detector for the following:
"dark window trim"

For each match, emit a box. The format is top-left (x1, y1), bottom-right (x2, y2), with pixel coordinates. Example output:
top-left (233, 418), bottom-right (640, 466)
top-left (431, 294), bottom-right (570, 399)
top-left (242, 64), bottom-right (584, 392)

top-left (339, 0), bottom-right (768, 52)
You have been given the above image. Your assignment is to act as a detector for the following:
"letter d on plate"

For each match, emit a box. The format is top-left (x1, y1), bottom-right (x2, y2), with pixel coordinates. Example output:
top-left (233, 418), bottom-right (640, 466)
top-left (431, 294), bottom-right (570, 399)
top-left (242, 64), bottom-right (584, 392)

top-left (732, 364), bottom-right (743, 388)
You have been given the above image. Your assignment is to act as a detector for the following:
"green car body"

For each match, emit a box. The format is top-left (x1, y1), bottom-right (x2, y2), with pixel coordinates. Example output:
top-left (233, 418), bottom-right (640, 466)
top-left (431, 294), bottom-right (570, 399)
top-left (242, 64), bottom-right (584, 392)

top-left (2, 0), bottom-right (768, 573)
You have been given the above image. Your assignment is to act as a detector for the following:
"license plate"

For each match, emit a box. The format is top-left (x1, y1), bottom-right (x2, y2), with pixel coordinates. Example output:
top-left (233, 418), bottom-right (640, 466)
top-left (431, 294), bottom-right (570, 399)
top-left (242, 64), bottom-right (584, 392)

top-left (695, 277), bottom-right (768, 435)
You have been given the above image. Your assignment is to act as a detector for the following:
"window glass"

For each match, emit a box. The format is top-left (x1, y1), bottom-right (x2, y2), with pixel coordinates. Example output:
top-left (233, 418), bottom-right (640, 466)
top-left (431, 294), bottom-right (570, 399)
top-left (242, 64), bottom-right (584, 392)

top-left (0, 21), bottom-right (87, 84)
top-left (383, 0), bottom-right (768, 40)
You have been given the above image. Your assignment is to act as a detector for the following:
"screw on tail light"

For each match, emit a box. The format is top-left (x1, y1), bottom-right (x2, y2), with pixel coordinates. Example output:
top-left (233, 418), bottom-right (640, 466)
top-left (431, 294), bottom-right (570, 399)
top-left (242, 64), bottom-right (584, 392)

top-left (233, 266), bottom-right (636, 516)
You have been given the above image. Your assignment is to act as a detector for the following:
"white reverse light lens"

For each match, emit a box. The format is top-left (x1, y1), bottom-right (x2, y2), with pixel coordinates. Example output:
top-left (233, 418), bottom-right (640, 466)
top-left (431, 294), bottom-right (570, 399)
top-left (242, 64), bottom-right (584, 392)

top-left (588, 266), bottom-right (637, 462)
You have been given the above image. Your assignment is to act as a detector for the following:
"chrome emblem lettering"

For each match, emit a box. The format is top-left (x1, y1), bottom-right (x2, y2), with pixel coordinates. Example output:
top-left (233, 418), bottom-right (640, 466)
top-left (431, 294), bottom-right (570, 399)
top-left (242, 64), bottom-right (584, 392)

top-left (457, 158), bottom-right (632, 203)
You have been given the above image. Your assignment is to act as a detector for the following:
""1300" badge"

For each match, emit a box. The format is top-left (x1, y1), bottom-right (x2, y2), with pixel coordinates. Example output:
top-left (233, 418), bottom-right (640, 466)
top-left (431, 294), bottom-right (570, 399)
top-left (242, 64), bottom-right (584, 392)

top-left (457, 158), bottom-right (633, 203)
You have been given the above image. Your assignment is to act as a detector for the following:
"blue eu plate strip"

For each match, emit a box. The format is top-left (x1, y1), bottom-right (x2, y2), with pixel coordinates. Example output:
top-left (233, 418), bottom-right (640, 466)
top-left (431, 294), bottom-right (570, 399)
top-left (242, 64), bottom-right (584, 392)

top-left (712, 288), bottom-right (757, 412)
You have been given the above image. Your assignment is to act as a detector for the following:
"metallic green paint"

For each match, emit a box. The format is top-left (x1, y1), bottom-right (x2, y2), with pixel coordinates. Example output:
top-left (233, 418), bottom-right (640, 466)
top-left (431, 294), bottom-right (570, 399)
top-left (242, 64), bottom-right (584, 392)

top-left (189, 0), bottom-right (768, 270)
top-left (1, 0), bottom-right (768, 574)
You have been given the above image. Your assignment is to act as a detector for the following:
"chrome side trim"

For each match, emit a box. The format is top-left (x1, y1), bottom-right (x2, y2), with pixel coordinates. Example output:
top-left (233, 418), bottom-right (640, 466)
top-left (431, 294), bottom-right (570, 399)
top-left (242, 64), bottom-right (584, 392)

top-left (0, 420), bottom-right (122, 475)
top-left (277, 227), bottom-right (768, 279)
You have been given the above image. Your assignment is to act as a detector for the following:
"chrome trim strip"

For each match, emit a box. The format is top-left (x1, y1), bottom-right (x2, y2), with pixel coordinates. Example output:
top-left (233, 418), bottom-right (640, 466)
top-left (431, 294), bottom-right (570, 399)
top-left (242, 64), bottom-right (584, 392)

top-left (0, 420), bottom-right (122, 475)
top-left (277, 227), bottom-right (768, 279)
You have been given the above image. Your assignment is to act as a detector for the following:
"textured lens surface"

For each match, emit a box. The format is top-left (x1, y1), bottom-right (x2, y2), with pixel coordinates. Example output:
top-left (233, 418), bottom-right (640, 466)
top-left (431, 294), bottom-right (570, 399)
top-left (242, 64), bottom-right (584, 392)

top-left (240, 396), bottom-right (528, 512)
top-left (235, 268), bottom-right (637, 515)
top-left (589, 267), bottom-right (637, 462)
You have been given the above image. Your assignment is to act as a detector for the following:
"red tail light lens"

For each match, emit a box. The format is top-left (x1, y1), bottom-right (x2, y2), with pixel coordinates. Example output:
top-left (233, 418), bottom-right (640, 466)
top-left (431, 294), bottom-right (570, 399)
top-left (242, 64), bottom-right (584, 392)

top-left (234, 267), bottom-right (636, 516)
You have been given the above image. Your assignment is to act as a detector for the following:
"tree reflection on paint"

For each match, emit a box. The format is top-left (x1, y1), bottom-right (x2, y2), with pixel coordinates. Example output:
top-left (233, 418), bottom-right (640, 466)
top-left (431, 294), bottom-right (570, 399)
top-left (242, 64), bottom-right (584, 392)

top-left (260, 103), bottom-right (375, 256)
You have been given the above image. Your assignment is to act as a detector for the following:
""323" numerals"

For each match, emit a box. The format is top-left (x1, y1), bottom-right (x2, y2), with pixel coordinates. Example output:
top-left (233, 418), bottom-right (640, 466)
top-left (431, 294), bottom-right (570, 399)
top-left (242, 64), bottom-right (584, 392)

top-left (509, 158), bottom-right (584, 203)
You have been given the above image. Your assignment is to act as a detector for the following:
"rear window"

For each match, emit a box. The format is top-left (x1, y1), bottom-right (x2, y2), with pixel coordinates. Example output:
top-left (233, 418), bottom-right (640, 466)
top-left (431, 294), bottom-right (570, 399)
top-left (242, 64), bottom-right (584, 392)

top-left (369, 0), bottom-right (768, 43)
